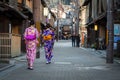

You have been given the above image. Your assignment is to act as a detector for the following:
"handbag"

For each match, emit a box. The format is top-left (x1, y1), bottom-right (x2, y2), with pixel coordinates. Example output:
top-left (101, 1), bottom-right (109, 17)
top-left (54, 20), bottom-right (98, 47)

top-left (36, 50), bottom-right (40, 58)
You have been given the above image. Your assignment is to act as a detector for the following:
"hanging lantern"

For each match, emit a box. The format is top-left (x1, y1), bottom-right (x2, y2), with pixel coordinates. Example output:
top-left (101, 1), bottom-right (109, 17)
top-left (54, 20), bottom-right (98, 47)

top-left (44, 7), bottom-right (49, 16)
top-left (94, 25), bottom-right (98, 31)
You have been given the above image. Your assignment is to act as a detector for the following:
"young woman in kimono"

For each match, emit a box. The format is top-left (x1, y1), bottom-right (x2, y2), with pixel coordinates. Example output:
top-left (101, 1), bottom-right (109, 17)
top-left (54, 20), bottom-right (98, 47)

top-left (42, 23), bottom-right (55, 64)
top-left (24, 20), bottom-right (39, 70)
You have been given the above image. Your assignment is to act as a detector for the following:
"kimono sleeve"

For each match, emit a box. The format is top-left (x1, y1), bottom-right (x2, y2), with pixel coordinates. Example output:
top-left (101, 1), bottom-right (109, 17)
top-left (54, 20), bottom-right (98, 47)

top-left (23, 28), bottom-right (28, 40)
top-left (35, 28), bottom-right (40, 38)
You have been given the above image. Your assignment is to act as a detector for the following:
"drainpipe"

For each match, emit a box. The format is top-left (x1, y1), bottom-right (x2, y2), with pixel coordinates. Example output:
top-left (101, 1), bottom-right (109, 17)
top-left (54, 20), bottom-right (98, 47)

top-left (9, 23), bottom-right (11, 33)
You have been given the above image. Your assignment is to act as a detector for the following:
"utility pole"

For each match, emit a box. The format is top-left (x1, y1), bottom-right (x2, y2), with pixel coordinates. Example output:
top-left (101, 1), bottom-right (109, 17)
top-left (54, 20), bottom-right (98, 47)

top-left (76, 1), bottom-right (80, 35)
top-left (56, 0), bottom-right (60, 41)
top-left (33, 0), bottom-right (41, 46)
top-left (74, 0), bottom-right (80, 35)
top-left (106, 0), bottom-right (114, 63)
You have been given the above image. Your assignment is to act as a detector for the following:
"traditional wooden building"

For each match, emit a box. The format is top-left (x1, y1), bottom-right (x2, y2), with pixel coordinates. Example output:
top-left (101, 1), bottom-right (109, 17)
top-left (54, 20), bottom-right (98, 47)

top-left (82, 0), bottom-right (120, 54)
top-left (0, 0), bottom-right (33, 63)
top-left (81, 0), bottom-right (107, 49)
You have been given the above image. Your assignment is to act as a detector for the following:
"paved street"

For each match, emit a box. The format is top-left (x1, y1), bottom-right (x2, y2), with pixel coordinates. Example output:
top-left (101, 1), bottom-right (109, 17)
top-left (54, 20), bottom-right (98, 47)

top-left (0, 40), bottom-right (120, 80)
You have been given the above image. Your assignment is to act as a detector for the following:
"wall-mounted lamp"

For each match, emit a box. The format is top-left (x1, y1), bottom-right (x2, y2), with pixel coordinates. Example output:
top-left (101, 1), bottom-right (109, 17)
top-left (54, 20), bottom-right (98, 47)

top-left (94, 25), bottom-right (98, 31)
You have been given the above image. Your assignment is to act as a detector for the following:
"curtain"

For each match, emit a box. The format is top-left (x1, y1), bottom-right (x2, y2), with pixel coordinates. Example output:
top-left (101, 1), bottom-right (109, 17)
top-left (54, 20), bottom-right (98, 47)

top-left (98, 0), bottom-right (102, 14)
top-left (86, 4), bottom-right (90, 23)
top-left (98, 0), bottom-right (107, 14)
top-left (92, 0), bottom-right (97, 19)
top-left (102, 0), bottom-right (107, 12)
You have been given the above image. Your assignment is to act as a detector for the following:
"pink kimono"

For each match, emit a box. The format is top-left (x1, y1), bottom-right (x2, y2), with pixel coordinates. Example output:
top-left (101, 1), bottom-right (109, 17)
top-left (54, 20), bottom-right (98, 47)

top-left (24, 27), bottom-right (39, 68)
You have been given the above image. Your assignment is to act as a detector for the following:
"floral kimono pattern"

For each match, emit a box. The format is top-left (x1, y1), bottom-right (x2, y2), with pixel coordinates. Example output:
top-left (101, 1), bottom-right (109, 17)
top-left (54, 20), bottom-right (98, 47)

top-left (43, 28), bottom-right (54, 63)
top-left (24, 27), bottom-right (39, 67)
top-left (51, 30), bottom-right (55, 49)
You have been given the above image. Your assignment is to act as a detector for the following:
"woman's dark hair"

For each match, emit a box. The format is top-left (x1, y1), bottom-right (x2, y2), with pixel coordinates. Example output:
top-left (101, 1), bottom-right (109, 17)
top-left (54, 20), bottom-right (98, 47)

top-left (46, 23), bottom-right (51, 28)
top-left (30, 20), bottom-right (35, 25)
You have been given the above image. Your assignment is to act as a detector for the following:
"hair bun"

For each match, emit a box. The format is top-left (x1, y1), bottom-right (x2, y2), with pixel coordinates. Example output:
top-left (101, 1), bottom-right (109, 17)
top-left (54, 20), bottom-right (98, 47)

top-left (30, 20), bottom-right (35, 25)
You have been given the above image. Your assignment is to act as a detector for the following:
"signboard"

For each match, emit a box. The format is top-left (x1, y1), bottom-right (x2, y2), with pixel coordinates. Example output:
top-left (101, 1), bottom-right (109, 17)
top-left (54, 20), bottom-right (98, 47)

top-left (54, 18), bottom-right (73, 27)
top-left (114, 24), bottom-right (120, 49)
top-left (63, 26), bottom-right (70, 31)
top-left (114, 36), bottom-right (120, 43)
top-left (59, 18), bottom-right (72, 26)
top-left (114, 24), bottom-right (120, 35)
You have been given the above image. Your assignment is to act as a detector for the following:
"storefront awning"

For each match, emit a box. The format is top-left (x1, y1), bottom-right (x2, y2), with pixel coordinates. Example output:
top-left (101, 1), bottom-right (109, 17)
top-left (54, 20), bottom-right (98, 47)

top-left (86, 12), bottom-right (106, 27)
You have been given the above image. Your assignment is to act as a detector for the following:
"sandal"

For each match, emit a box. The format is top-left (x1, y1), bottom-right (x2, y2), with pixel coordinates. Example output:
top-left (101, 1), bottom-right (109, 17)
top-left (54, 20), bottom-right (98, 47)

top-left (28, 67), bottom-right (33, 70)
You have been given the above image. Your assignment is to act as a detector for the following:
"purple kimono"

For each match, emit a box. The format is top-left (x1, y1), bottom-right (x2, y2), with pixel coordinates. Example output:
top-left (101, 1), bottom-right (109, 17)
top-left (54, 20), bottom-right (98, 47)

top-left (43, 28), bottom-right (55, 63)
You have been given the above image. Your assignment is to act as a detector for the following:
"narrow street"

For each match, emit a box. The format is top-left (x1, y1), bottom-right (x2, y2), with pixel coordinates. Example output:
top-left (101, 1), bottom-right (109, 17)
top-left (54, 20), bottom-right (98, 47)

top-left (0, 40), bottom-right (120, 80)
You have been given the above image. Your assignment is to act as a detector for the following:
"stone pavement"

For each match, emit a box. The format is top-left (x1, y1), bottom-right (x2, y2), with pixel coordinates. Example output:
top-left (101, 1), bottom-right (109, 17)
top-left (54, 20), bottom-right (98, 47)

top-left (0, 63), bottom-right (13, 72)
top-left (81, 47), bottom-right (120, 64)
top-left (0, 40), bottom-right (120, 80)
top-left (0, 59), bottom-right (16, 72)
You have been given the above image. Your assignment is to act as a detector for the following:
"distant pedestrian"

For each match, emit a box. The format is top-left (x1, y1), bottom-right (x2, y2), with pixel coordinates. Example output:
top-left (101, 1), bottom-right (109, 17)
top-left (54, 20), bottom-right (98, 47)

top-left (42, 23), bottom-right (54, 64)
top-left (76, 34), bottom-right (80, 47)
top-left (71, 33), bottom-right (76, 47)
top-left (24, 20), bottom-right (39, 70)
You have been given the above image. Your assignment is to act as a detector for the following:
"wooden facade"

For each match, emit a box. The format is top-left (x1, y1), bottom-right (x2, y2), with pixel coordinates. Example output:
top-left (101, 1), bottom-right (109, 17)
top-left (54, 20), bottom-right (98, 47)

top-left (0, 0), bottom-right (33, 63)
top-left (81, 0), bottom-right (107, 49)
top-left (81, 0), bottom-right (120, 52)
top-left (0, 0), bottom-right (56, 63)
top-left (0, 33), bottom-right (21, 62)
